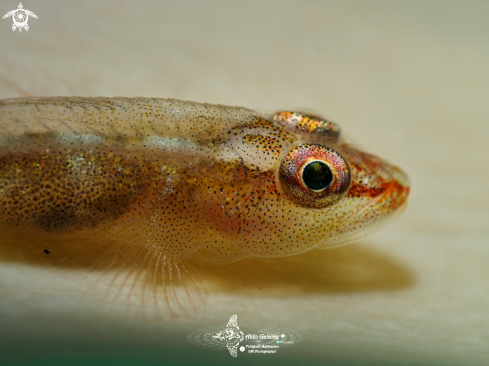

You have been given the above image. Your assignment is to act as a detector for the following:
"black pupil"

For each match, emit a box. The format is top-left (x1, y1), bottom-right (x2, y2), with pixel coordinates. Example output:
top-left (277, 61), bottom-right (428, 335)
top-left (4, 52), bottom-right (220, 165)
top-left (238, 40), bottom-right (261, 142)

top-left (302, 161), bottom-right (333, 190)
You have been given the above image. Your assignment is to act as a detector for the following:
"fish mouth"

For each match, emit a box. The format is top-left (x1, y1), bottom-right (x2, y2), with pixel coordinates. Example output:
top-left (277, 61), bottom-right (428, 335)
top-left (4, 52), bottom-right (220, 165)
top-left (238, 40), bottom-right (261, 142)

top-left (386, 162), bottom-right (410, 191)
top-left (322, 176), bottom-right (410, 248)
top-left (357, 149), bottom-right (411, 214)
top-left (347, 162), bottom-right (410, 234)
top-left (381, 164), bottom-right (410, 214)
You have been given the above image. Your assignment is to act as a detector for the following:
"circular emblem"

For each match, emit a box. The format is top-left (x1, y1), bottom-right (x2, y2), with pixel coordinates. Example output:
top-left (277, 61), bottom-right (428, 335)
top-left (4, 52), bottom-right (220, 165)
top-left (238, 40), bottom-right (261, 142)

top-left (12, 8), bottom-right (28, 28)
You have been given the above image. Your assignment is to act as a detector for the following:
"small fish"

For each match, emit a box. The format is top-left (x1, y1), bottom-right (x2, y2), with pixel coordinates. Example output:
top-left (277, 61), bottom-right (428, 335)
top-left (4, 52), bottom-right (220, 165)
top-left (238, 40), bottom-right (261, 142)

top-left (0, 97), bottom-right (409, 313)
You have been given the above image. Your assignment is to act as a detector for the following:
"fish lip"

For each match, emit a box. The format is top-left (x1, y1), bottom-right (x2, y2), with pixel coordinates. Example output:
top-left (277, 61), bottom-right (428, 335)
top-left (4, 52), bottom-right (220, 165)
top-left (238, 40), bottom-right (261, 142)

top-left (388, 164), bottom-right (410, 189)
top-left (322, 187), bottom-right (410, 248)
top-left (375, 169), bottom-right (410, 215)
top-left (388, 165), bottom-right (410, 204)
top-left (341, 165), bottom-right (410, 230)
top-left (369, 158), bottom-right (410, 209)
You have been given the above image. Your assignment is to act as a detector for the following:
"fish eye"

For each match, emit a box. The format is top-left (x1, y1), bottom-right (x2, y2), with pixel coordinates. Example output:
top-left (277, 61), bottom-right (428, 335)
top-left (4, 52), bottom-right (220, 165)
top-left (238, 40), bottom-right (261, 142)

top-left (278, 144), bottom-right (351, 209)
top-left (302, 161), bottom-right (333, 191)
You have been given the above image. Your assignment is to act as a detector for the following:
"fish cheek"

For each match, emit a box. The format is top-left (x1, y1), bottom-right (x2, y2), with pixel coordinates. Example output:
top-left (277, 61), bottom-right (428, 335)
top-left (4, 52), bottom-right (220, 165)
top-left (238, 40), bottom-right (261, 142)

top-left (190, 170), bottom-right (286, 260)
top-left (232, 173), bottom-right (320, 257)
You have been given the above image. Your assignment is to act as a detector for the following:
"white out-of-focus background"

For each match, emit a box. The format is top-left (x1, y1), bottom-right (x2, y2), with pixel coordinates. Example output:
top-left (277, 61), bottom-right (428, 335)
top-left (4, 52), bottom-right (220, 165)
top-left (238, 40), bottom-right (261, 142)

top-left (1, 1), bottom-right (488, 365)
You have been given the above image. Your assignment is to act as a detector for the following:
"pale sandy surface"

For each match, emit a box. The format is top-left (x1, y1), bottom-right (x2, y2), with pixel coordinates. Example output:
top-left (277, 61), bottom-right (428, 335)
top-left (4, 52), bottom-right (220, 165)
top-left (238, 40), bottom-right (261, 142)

top-left (0, 1), bottom-right (488, 365)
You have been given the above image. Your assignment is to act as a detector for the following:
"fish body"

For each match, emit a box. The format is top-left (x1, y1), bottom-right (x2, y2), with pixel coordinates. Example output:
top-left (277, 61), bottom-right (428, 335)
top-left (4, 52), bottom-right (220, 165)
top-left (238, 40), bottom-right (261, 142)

top-left (0, 97), bottom-right (409, 303)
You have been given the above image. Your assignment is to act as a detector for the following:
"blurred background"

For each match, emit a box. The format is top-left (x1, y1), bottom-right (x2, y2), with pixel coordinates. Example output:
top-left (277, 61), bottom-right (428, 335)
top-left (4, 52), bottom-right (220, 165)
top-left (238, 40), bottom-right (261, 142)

top-left (1, 1), bottom-right (488, 365)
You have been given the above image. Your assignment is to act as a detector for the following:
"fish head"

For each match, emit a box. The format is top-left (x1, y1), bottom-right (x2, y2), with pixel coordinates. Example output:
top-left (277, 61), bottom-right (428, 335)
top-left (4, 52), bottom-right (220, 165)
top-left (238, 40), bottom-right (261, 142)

top-left (192, 110), bottom-right (409, 262)
top-left (272, 111), bottom-right (410, 249)
top-left (220, 111), bottom-right (410, 257)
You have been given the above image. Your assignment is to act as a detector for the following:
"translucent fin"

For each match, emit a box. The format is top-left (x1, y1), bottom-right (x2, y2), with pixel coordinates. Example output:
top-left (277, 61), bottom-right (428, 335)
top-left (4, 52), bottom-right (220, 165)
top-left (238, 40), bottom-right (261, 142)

top-left (0, 225), bottom-right (207, 320)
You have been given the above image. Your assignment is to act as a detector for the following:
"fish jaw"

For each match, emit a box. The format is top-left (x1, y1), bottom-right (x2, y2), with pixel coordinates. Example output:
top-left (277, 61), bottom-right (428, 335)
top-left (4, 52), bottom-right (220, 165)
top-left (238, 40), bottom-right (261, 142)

top-left (314, 144), bottom-right (411, 247)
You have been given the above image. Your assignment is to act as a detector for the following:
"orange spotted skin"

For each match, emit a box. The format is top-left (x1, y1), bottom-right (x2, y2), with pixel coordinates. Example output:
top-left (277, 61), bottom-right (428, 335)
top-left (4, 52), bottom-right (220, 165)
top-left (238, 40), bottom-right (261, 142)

top-left (0, 97), bottom-right (410, 270)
